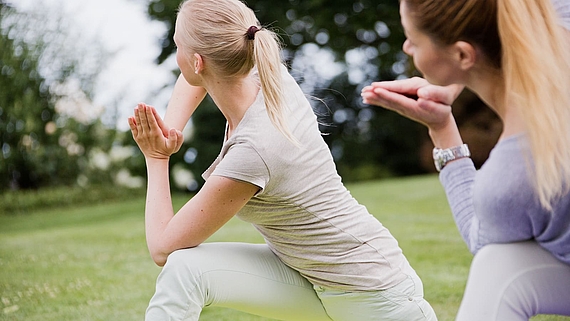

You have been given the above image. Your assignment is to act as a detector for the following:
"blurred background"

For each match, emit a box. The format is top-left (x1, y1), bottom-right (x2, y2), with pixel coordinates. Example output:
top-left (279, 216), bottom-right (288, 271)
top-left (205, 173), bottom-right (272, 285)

top-left (0, 0), bottom-right (500, 197)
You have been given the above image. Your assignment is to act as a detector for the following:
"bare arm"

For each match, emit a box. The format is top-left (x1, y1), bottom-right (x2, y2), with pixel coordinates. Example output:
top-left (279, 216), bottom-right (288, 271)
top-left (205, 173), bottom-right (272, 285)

top-left (128, 104), bottom-right (258, 266)
top-left (164, 74), bottom-right (207, 131)
top-left (144, 165), bottom-right (258, 266)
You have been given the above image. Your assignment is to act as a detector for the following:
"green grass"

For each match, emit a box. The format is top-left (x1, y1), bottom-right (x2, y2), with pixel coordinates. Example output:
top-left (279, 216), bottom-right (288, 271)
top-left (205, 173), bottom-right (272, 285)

top-left (1, 175), bottom-right (568, 321)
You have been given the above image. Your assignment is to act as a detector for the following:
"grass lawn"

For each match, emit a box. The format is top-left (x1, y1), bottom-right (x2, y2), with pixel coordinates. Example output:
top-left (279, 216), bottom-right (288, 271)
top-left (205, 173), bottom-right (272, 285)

top-left (1, 174), bottom-right (568, 320)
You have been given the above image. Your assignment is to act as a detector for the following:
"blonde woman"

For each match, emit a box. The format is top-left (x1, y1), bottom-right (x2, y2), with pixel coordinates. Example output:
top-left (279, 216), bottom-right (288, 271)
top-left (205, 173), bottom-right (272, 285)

top-left (128, 0), bottom-right (437, 320)
top-left (362, 0), bottom-right (570, 320)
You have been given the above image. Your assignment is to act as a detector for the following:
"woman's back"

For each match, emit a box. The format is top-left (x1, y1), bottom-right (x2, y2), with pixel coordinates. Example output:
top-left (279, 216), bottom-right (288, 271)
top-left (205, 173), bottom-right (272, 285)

top-left (204, 65), bottom-right (412, 291)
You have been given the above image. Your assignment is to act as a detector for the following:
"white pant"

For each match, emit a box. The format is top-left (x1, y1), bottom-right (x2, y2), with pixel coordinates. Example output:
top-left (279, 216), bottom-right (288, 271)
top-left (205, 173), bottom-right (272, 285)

top-left (456, 241), bottom-right (570, 321)
top-left (145, 242), bottom-right (437, 321)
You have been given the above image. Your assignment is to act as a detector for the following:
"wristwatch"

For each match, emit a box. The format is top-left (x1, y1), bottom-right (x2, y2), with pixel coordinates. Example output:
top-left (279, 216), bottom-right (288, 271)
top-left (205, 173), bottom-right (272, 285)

top-left (433, 144), bottom-right (470, 172)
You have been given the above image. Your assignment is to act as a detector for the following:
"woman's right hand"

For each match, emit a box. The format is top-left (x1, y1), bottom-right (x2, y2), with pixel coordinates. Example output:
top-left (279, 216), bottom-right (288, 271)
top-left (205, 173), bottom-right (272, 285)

top-left (361, 77), bottom-right (462, 132)
top-left (128, 103), bottom-right (184, 160)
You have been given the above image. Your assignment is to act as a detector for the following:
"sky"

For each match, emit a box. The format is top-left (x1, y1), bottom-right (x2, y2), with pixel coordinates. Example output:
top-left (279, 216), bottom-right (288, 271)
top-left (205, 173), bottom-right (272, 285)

top-left (9, 0), bottom-right (176, 130)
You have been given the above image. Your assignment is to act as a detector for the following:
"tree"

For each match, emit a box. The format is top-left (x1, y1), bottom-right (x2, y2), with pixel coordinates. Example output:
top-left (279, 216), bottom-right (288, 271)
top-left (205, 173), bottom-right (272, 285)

top-left (145, 0), bottom-right (498, 187)
top-left (0, 2), bottom-right (117, 191)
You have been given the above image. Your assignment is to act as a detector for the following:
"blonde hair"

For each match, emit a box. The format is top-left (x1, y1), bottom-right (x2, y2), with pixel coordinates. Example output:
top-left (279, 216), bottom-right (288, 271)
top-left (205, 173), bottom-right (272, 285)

top-left (405, 0), bottom-right (570, 209)
top-left (177, 0), bottom-right (298, 145)
top-left (498, 0), bottom-right (570, 209)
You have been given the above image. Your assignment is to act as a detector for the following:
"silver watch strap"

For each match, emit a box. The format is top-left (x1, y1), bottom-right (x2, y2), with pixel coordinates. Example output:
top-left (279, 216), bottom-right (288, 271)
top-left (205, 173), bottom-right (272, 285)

top-left (433, 144), bottom-right (470, 172)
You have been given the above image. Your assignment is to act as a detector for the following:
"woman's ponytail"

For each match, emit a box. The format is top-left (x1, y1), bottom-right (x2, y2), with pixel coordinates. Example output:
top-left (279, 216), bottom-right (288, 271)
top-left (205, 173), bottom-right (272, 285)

top-left (252, 28), bottom-right (300, 146)
top-left (498, 0), bottom-right (570, 209)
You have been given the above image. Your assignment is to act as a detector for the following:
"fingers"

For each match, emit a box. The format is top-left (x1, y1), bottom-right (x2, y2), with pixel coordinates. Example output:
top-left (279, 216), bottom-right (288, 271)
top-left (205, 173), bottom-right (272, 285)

top-left (143, 104), bottom-right (160, 134)
top-left (417, 84), bottom-right (463, 106)
top-left (417, 97), bottom-right (451, 114)
top-left (134, 103), bottom-right (151, 143)
top-left (128, 116), bottom-right (137, 130)
top-left (128, 117), bottom-right (139, 144)
top-left (152, 107), bottom-right (170, 138)
top-left (362, 77), bottom-right (427, 110)
top-left (363, 86), bottom-right (418, 112)
top-left (368, 77), bottom-right (429, 96)
top-left (363, 78), bottom-right (462, 111)
top-left (134, 103), bottom-right (162, 135)
top-left (130, 103), bottom-right (183, 159)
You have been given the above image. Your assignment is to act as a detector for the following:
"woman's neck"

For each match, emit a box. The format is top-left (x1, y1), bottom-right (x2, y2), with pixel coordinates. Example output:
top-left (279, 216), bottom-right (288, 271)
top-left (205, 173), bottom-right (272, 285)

top-left (203, 73), bottom-right (260, 135)
top-left (465, 67), bottom-right (525, 140)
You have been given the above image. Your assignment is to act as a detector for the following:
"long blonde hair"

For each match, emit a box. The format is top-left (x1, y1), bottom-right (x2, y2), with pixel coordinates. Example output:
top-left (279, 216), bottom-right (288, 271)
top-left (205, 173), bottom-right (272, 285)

top-left (498, 0), bottom-right (570, 209)
top-left (176, 0), bottom-right (298, 145)
top-left (405, 0), bottom-right (570, 209)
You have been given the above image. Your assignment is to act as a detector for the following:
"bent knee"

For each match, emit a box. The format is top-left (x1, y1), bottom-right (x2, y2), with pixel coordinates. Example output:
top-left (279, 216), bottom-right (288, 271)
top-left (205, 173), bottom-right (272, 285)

top-left (472, 241), bottom-right (552, 271)
top-left (161, 246), bottom-right (225, 277)
top-left (158, 248), bottom-right (206, 283)
top-left (471, 243), bottom-right (509, 266)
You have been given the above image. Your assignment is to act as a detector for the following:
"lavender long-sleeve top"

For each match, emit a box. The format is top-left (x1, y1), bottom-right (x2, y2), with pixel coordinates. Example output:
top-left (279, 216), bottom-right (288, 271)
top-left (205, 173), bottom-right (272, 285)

top-left (439, 134), bottom-right (570, 264)
top-left (552, 0), bottom-right (570, 30)
top-left (439, 0), bottom-right (570, 263)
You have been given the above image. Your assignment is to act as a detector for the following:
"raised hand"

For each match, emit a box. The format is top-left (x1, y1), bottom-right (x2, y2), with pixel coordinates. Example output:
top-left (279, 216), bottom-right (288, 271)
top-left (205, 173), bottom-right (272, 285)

top-left (128, 103), bottom-right (184, 160)
top-left (361, 77), bottom-right (463, 132)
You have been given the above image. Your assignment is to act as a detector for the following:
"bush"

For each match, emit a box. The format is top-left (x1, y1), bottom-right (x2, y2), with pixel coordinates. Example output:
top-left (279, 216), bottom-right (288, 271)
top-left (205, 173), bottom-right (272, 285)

top-left (0, 184), bottom-right (146, 215)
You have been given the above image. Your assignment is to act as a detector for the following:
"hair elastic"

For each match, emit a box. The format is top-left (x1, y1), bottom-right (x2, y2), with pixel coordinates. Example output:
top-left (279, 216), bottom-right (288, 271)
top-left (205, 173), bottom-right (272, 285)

top-left (246, 26), bottom-right (260, 40)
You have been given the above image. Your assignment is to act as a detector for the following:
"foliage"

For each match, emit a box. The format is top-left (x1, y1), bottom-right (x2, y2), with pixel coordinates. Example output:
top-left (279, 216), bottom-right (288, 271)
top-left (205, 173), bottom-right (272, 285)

top-left (0, 3), bottom-right (128, 192)
top-left (1, 175), bottom-right (568, 320)
top-left (0, 184), bottom-right (145, 215)
top-left (148, 0), bottom-right (403, 66)
top-left (0, 0), bottom-right (499, 195)
top-left (144, 0), bottom-right (428, 189)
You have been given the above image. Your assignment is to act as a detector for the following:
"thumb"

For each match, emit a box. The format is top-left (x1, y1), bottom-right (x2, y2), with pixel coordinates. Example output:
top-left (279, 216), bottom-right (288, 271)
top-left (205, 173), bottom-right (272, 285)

top-left (166, 129), bottom-right (179, 150)
top-left (166, 129), bottom-right (184, 153)
top-left (417, 85), bottom-right (456, 105)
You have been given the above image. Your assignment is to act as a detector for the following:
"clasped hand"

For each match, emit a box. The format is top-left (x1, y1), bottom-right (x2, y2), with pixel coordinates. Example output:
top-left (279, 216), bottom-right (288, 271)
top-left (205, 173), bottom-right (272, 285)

top-left (128, 103), bottom-right (184, 160)
top-left (361, 77), bottom-right (461, 131)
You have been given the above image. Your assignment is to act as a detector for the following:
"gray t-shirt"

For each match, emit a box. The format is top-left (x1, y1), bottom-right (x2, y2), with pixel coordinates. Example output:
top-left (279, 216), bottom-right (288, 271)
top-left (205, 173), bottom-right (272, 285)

top-left (440, 135), bottom-right (570, 264)
top-left (203, 65), bottom-right (412, 291)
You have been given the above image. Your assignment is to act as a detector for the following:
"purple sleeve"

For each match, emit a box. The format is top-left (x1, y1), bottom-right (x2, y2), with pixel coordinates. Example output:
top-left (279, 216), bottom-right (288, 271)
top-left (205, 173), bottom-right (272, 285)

top-left (439, 157), bottom-right (481, 253)
top-left (438, 143), bottom-right (535, 255)
top-left (439, 135), bottom-right (570, 261)
top-left (552, 0), bottom-right (570, 30)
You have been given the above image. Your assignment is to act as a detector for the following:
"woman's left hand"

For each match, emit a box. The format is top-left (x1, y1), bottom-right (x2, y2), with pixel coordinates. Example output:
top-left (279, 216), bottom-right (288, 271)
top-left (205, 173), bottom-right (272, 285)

top-left (361, 77), bottom-right (457, 131)
top-left (128, 103), bottom-right (184, 160)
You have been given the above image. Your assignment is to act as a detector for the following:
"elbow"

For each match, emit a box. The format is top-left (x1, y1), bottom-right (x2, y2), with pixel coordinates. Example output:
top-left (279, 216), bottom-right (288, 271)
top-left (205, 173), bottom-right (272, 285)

top-left (153, 256), bottom-right (167, 267)
top-left (149, 248), bottom-right (169, 267)
top-left (469, 242), bottom-right (483, 256)
top-left (148, 239), bottom-right (204, 267)
top-left (147, 238), bottom-right (173, 267)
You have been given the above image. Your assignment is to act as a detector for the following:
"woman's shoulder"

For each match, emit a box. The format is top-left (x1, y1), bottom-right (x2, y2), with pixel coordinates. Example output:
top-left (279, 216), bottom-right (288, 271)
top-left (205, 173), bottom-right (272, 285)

top-left (478, 134), bottom-right (527, 184)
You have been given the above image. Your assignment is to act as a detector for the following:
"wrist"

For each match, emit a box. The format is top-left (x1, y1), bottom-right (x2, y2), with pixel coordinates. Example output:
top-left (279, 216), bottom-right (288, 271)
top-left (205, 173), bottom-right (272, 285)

top-left (428, 115), bottom-right (463, 149)
top-left (145, 157), bottom-right (170, 166)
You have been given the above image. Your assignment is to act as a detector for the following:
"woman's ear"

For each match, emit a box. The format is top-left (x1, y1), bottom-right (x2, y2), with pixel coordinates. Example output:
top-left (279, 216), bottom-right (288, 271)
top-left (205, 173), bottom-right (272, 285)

top-left (193, 53), bottom-right (204, 74)
top-left (453, 41), bottom-right (477, 71)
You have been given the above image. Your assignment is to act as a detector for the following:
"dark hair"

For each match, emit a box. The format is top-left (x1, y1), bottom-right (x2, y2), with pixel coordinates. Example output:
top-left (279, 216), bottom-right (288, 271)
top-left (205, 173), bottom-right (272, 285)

top-left (404, 0), bottom-right (501, 68)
